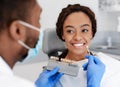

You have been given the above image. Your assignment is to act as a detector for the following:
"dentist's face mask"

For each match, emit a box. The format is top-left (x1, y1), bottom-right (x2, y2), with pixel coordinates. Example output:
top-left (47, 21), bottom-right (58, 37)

top-left (18, 21), bottom-right (44, 62)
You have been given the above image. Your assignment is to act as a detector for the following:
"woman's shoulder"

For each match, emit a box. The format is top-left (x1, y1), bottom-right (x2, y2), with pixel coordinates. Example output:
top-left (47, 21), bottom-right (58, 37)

top-left (95, 52), bottom-right (120, 63)
top-left (95, 52), bottom-right (120, 73)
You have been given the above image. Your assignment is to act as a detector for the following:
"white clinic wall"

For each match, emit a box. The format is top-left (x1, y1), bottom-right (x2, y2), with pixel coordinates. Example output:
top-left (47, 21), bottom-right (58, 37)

top-left (38, 0), bottom-right (99, 29)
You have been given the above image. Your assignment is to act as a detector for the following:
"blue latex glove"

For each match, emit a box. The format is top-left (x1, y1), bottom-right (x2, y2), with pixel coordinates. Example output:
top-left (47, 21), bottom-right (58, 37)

top-left (35, 67), bottom-right (63, 87)
top-left (82, 55), bottom-right (105, 87)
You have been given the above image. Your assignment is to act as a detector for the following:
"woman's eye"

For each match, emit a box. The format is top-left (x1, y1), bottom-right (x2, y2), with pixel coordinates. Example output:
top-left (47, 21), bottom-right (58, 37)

top-left (66, 30), bottom-right (74, 34)
top-left (82, 29), bottom-right (88, 33)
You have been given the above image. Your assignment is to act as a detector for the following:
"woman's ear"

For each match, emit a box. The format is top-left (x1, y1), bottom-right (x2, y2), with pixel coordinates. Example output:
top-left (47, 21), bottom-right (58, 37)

top-left (90, 36), bottom-right (93, 40)
top-left (9, 20), bottom-right (26, 41)
top-left (90, 32), bottom-right (93, 40)
top-left (62, 34), bottom-right (65, 40)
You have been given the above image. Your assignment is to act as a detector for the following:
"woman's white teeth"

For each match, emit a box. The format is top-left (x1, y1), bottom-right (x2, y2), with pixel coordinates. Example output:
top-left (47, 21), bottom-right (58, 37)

top-left (74, 43), bottom-right (83, 46)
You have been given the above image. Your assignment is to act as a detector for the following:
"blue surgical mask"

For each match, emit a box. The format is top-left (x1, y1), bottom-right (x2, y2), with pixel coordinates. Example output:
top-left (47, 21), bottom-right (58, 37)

top-left (18, 21), bottom-right (44, 62)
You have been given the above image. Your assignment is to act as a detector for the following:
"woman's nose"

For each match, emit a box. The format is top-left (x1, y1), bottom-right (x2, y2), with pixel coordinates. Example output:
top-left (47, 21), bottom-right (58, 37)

top-left (73, 32), bottom-right (83, 41)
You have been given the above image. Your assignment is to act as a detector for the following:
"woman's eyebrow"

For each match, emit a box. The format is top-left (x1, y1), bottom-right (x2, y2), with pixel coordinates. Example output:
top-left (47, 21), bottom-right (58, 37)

top-left (80, 24), bottom-right (90, 28)
top-left (64, 24), bottom-right (90, 29)
top-left (64, 25), bottom-right (74, 29)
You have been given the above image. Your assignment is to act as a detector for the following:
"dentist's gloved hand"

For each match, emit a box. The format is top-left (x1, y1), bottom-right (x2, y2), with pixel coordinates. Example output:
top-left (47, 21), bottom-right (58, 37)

top-left (82, 55), bottom-right (105, 87)
top-left (35, 67), bottom-right (63, 87)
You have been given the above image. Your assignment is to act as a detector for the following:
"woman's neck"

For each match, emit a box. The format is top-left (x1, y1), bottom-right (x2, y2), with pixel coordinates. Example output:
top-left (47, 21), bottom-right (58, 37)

top-left (65, 51), bottom-right (87, 61)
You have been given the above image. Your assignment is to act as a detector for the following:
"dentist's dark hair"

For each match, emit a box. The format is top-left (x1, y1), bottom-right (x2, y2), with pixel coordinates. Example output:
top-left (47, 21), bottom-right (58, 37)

top-left (56, 4), bottom-right (97, 41)
top-left (0, 0), bottom-right (36, 31)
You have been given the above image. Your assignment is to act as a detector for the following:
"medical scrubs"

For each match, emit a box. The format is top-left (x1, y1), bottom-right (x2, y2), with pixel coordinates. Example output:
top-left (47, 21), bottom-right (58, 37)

top-left (0, 56), bottom-right (36, 87)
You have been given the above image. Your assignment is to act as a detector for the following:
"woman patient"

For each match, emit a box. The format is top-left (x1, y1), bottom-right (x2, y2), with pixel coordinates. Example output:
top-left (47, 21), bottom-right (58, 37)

top-left (55, 4), bottom-right (120, 87)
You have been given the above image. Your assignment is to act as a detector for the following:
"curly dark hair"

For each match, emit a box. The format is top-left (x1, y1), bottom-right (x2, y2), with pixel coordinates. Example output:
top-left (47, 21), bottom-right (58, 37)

top-left (0, 0), bottom-right (36, 31)
top-left (56, 4), bottom-right (97, 41)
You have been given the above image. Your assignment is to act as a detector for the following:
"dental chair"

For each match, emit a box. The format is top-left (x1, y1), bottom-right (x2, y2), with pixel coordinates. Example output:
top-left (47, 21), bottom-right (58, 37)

top-left (42, 29), bottom-right (66, 58)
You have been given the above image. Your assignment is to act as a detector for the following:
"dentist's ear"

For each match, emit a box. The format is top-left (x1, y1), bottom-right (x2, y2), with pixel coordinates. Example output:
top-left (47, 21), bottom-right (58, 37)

top-left (9, 20), bottom-right (26, 41)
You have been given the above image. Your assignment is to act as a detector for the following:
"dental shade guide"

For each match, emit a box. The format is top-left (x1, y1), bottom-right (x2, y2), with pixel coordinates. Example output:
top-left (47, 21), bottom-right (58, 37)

top-left (46, 56), bottom-right (79, 77)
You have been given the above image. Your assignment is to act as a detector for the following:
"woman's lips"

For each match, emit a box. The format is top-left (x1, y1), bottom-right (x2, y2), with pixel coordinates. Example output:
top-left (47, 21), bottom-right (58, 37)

top-left (72, 43), bottom-right (85, 48)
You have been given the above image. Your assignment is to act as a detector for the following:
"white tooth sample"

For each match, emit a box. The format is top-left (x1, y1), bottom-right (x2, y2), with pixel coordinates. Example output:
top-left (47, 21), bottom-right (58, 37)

top-left (86, 46), bottom-right (90, 54)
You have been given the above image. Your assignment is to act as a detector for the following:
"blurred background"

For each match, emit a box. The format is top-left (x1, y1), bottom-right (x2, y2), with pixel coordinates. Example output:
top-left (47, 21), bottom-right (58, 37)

top-left (13, 0), bottom-right (120, 82)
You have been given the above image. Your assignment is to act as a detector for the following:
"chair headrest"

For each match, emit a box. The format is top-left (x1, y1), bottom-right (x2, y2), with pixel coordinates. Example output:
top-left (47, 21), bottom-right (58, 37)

top-left (42, 29), bottom-right (66, 56)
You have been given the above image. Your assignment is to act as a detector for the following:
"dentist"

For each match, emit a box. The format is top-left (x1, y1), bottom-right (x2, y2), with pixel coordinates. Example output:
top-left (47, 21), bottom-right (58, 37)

top-left (0, 0), bottom-right (105, 87)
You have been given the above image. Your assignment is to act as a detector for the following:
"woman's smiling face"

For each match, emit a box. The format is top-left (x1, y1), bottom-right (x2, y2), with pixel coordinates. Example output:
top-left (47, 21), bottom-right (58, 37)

top-left (62, 12), bottom-right (92, 57)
